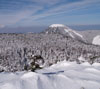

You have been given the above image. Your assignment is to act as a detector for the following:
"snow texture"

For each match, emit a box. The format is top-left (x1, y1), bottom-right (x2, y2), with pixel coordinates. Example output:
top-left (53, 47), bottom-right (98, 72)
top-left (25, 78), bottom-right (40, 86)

top-left (1, 61), bottom-right (100, 89)
top-left (49, 24), bottom-right (65, 27)
top-left (64, 28), bottom-right (83, 39)
top-left (92, 35), bottom-right (100, 45)
top-left (0, 30), bottom-right (100, 72)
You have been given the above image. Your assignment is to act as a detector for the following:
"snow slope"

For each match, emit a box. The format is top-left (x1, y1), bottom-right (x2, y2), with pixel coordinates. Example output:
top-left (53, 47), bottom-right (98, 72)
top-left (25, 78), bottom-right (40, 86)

top-left (92, 35), bottom-right (100, 45)
top-left (47, 24), bottom-right (86, 42)
top-left (64, 28), bottom-right (83, 39)
top-left (1, 61), bottom-right (100, 89)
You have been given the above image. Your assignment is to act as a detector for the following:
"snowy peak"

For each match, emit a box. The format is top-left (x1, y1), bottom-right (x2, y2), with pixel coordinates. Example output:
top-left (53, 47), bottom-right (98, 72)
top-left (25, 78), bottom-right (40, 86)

top-left (46, 24), bottom-right (86, 43)
top-left (49, 24), bottom-right (65, 28)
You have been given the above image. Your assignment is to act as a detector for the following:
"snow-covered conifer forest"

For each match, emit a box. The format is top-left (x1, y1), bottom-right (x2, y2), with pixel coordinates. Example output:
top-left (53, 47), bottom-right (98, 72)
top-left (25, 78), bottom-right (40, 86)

top-left (0, 24), bottom-right (100, 89)
top-left (0, 25), bottom-right (100, 72)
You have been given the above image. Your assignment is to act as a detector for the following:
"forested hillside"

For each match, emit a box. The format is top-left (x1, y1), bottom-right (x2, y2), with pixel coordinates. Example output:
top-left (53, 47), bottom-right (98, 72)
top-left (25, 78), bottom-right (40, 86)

top-left (0, 32), bottom-right (100, 72)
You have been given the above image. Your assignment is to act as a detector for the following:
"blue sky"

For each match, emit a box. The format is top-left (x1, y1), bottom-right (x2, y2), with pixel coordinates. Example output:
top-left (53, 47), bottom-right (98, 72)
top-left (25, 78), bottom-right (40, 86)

top-left (0, 0), bottom-right (100, 28)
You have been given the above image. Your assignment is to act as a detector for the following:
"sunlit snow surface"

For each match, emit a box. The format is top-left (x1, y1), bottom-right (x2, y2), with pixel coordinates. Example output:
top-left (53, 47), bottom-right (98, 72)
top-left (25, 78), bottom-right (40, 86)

top-left (92, 35), bottom-right (100, 45)
top-left (1, 61), bottom-right (100, 89)
top-left (49, 24), bottom-right (65, 27)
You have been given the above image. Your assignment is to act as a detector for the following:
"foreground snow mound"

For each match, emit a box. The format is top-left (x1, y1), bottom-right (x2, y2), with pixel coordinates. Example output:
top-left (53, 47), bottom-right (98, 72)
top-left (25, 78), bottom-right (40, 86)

top-left (92, 35), bottom-right (100, 45)
top-left (1, 61), bottom-right (100, 89)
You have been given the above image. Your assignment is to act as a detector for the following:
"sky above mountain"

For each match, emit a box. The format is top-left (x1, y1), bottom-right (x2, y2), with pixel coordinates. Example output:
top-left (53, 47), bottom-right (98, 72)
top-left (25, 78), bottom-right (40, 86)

top-left (0, 0), bottom-right (100, 28)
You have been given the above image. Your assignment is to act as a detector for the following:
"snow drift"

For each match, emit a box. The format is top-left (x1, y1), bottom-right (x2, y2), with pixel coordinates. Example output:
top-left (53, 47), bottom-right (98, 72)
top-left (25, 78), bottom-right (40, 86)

top-left (92, 35), bottom-right (100, 45)
top-left (0, 61), bottom-right (100, 89)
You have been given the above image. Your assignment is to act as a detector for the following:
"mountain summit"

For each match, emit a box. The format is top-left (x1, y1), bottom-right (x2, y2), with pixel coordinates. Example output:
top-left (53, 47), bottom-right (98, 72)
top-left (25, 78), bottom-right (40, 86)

top-left (46, 24), bottom-right (86, 43)
top-left (49, 24), bottom-right (65, 28)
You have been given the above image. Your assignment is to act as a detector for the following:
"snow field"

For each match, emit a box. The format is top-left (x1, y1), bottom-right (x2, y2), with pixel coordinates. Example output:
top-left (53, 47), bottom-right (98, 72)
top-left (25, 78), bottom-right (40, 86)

top-left (0, 61), bottom-right (100, 89)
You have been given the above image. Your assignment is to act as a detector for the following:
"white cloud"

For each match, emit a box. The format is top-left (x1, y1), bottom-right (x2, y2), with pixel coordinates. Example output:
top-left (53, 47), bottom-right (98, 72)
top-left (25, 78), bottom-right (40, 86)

top-left (0, 5), bottom-right (43, 26)
top-left (0, 24), bottom-right (5, 28)
top-left (0, 0), bottom-right (100, 26)
top-left (23, 0), bottom-right (100, 21)
top-left (30, 0), bottom-right (65, 5)
top-left (14, 0), bottom-right (100, 26)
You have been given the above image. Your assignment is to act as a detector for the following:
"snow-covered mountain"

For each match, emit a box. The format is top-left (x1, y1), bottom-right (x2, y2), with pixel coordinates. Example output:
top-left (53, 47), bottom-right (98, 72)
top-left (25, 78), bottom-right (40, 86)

top-left (0, 26), bottom-right (100, 72)
top-left (92, 35), bottom-right (100, 45)
top-left (45, 24), bottom-right (86, 43)
top-left (1, 24), bottom-right (100, 89)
